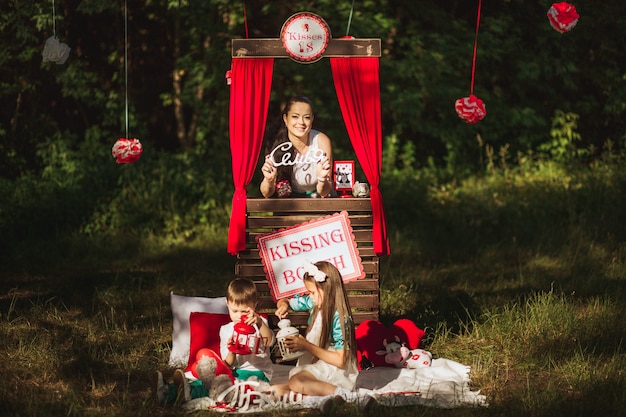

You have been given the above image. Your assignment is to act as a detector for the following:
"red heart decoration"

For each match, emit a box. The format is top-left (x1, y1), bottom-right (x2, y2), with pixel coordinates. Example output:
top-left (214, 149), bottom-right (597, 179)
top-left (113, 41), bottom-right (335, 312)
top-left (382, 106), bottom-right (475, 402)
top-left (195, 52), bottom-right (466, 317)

top-left (355, 319), bottom-right (426, 370)
top-left (190, 348), bottom-right (234, 383)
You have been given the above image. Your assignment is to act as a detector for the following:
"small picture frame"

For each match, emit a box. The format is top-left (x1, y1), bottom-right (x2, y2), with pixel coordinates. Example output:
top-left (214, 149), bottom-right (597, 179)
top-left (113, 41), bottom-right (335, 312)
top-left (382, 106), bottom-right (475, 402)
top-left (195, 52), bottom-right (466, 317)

top-left (334, 160), bottom-right (355, 194)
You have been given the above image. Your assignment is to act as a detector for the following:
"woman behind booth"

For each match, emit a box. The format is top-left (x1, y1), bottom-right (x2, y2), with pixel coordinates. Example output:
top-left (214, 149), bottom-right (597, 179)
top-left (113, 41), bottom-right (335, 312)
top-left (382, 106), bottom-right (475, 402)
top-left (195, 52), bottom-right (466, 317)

top-left (260, 96), bottom-right (334, 198)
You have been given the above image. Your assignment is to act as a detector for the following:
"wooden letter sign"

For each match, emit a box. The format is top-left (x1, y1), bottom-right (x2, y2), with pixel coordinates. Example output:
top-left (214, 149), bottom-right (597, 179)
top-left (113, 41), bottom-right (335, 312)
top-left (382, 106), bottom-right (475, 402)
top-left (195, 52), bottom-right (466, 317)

top-left (257, 211), bottom-right (364, 301)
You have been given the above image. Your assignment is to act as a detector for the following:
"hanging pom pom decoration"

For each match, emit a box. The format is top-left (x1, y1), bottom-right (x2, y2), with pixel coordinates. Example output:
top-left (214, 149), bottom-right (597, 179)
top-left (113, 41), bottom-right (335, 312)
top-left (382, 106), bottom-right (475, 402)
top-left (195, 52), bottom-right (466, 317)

top-left (43, 0), bottom-right (71, 65)
top-left (112, 138), bottom-right (143, 164)
top-left (455, 0), bottom-right (486, 124)
top-left (455, 95), bottom-right (487, 125)
top-left (547, 2), bottom-right (580, 33)
top-left (112, 0), bottom-right (142, 164)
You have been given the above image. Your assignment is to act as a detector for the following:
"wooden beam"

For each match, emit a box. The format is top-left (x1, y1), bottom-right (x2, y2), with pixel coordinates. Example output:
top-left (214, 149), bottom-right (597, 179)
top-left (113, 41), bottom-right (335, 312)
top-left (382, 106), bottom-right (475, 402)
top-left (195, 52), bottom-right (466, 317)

top-left (232, 38), bottom-right (381, 58)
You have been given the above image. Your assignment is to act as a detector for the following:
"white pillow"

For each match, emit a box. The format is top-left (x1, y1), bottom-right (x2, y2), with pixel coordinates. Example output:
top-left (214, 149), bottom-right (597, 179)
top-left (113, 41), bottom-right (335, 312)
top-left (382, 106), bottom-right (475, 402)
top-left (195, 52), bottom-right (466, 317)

top-left (169, 291), bottom-right (228, 367)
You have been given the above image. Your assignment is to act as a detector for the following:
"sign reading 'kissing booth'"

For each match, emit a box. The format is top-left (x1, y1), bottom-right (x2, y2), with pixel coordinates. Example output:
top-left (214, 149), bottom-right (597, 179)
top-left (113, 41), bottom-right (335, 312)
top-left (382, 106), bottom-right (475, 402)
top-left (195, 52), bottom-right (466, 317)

top-left (256, 211), bottom-right (364, 302)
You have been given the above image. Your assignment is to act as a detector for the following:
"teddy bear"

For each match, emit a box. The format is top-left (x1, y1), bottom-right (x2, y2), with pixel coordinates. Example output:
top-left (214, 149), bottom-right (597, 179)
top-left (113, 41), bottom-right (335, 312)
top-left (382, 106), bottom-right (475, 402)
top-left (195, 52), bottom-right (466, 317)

top-left (154, 353), bottom-right (234, 407)
top-left (376, 336), bottom-right (433, 369)
top-left (182, 349), bottom-right (272, 412)
top-left (194, 353), bottom-right (235, 401)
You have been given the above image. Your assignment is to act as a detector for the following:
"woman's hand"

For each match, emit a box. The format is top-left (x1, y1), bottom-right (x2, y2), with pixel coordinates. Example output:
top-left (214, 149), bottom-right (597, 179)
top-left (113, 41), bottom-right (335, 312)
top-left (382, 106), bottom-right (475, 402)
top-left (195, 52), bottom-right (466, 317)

top-left (316, 154), bottom-right (331, 180)
top-left (262, 155), bottom-right (277, 182)
top-left (260, 155), bottom-right (279, 198)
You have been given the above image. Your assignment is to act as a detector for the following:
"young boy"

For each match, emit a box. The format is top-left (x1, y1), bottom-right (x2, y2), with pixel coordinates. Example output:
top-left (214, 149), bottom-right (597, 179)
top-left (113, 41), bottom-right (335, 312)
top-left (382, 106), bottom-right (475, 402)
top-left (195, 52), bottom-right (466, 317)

top-left (155, 278), bottom-right (275, 403)
top-left (219, 277), bottom-right (275, 383)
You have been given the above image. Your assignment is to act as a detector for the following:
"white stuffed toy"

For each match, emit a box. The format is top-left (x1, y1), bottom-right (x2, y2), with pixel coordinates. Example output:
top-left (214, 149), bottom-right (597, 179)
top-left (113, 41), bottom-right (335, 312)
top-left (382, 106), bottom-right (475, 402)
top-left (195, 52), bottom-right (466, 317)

top-left (195, 355), bottom-right (235, 401)
top-left (376, 336), bottom-right (432, 368)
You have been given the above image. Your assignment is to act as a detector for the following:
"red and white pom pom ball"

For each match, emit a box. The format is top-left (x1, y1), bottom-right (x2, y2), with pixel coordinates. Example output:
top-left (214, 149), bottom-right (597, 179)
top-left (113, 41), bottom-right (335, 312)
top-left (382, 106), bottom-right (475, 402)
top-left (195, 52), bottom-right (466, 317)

top-left (547, 2), bottom-right (580, 33)
top-left (276, 180), bottom-right (292, 198)
top-left (455, 94), bottom-right (486, 124)
top-left (112, 138), bottom-right (143, 164)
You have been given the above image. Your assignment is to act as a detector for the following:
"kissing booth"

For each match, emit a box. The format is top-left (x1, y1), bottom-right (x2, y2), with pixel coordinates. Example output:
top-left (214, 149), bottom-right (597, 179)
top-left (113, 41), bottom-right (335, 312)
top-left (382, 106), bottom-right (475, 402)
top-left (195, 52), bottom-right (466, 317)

top-left (226, 12), bottom-right (389, 329)
top-left (178, 13), bottom-right (488, 412)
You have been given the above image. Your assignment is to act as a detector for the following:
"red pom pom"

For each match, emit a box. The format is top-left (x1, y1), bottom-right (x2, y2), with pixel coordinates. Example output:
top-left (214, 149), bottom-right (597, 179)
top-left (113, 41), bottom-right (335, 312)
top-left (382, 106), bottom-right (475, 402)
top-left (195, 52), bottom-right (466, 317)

top-left (112, 138), bottom-right (143, 164)
top-left (276, 180), bottom-right (292, 198)
top-left (454, 94), bottom-right (486, 124)
top-left (547, 2), bottom-right (580, 33)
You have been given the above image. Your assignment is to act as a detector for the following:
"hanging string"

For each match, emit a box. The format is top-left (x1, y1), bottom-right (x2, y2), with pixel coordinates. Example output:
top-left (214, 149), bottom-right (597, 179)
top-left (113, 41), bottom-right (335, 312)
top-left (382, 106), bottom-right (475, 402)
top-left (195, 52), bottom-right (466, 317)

top-left (345, 0), bottom-right (355, 37)
top-left (469, 0), bottom-right (482, 95)
top-left (52, 0), bottom-right (56, 37)
top-left (242, 0), bottom-right (249, 38)
top-left (124, 0), bottom-right (129, 139)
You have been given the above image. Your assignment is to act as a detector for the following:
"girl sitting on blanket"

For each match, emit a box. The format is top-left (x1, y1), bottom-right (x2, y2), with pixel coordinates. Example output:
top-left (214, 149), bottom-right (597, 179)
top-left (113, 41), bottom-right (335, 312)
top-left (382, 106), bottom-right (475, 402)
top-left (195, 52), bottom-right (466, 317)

top-left (273, 261), bottom-right (367, 407)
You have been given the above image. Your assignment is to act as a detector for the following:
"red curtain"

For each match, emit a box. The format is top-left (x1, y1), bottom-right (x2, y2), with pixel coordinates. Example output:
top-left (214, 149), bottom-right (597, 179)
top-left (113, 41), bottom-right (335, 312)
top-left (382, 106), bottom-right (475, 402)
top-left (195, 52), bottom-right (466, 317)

top-left (227, 58), bottom-right (274, 255)
top-left (330, 57), bottom-right (390, 256)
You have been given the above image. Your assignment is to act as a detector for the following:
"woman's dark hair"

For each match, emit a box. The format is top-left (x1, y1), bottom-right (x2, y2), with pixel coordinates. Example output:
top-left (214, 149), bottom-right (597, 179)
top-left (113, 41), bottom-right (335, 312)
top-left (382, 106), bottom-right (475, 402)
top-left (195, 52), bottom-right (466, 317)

top-left (264, 96), bottom-right (315, 184)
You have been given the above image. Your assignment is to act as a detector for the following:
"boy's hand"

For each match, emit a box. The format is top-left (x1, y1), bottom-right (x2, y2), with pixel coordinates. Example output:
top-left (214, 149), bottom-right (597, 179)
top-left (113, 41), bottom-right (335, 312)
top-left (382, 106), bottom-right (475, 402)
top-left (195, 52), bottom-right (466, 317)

top-left (243, 310), bottom-right (262, 327)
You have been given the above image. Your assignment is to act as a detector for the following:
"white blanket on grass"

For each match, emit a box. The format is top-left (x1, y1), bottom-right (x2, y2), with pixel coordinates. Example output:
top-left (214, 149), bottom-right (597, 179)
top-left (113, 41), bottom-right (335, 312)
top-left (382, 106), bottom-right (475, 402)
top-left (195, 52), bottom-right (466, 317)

top-left (183, 357), bottom-right (488, 413)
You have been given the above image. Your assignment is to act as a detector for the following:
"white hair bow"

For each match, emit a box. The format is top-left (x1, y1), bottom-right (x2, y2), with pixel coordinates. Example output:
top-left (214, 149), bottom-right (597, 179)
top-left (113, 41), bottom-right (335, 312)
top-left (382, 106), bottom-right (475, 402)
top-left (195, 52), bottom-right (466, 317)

top-left (302, 261), bottom-right (326, 282)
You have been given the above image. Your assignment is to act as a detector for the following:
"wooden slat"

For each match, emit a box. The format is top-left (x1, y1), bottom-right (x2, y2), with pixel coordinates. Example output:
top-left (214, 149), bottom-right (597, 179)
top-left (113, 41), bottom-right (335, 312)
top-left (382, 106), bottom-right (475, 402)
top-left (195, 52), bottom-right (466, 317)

top-left (258, 294), bottom-right (377, 310)
top-left (247, 214), bottom-right (373, 229)
top-left (236, 261), bottom-right (379, 277)
top-left (247, 197), bottom-right (372, 212)
top-left (254, 278), bottom-right (379, 293)
top-left (246, 229), bottom-right (374, 244)
top-left (232, 39), bottom-right (381, 58)
top-left (263, 311), bottom-right (379, 329)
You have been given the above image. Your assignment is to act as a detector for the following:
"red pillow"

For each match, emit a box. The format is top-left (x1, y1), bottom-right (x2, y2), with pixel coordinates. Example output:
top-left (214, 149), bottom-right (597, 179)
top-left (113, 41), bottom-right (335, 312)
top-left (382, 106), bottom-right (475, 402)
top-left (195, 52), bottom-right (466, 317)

top-left (355, 319), bottom-right (426, 370)
top-left (185, 312), bottom-right (231, 372)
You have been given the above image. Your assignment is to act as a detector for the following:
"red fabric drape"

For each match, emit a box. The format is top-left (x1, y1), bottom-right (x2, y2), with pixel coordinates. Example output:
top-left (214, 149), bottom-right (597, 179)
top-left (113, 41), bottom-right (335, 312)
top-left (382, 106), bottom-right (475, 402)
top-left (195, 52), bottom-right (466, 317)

top-left (330, 57), bottom-right (390, 256)
top-left (227, 58), bottom-right (274, 255)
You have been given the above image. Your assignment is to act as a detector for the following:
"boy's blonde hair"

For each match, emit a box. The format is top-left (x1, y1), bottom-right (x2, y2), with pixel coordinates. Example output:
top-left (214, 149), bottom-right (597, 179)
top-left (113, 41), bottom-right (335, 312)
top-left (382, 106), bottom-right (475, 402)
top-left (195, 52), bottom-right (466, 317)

top-left (226, 278), bottom-right (258, 306)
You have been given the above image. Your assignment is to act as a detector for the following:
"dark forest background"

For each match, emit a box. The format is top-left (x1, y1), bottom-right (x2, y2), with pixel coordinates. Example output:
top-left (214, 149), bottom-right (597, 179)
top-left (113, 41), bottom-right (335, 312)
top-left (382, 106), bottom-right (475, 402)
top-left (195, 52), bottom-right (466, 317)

top-left (1, 0), bottom-right (625, 264)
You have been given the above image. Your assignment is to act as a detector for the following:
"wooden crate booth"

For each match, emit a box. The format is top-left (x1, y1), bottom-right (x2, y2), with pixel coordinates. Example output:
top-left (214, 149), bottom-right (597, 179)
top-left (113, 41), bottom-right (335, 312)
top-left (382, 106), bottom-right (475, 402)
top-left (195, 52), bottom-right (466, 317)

top-left (236, 197), bottom-right (381, 329)
top-left (226, 13), bottom-right (390, 330)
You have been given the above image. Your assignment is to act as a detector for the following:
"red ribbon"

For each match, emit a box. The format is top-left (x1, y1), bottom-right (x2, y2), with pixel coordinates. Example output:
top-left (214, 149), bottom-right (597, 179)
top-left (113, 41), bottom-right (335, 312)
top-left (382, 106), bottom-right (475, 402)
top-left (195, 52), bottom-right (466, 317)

top-left (455, 0), bottom-right (486, 124)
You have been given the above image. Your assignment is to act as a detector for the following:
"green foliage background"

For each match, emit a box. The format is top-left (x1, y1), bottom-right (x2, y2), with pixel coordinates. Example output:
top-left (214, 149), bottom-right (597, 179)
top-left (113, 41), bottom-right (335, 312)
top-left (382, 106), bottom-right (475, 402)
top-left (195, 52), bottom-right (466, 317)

top-left (1, 0), bottom-right (626, 261)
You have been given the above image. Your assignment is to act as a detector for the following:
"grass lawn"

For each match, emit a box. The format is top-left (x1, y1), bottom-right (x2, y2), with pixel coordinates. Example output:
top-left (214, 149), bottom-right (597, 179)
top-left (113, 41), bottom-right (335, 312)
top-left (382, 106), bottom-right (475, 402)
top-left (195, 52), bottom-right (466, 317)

top-left (1, 158), bottom-right (625, 417)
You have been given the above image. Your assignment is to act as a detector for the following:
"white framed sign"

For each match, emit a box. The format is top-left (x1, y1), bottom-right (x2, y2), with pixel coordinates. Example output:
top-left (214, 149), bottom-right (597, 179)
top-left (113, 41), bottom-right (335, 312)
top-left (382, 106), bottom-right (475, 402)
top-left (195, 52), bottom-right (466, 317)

top-left (256, 211), bottom-right (365, 302)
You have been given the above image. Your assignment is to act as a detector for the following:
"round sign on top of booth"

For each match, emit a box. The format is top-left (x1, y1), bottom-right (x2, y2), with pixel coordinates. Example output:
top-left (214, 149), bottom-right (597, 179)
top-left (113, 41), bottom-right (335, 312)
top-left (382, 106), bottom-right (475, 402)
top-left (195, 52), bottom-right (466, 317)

top-left (280, 12), bottom-right (331, 63)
